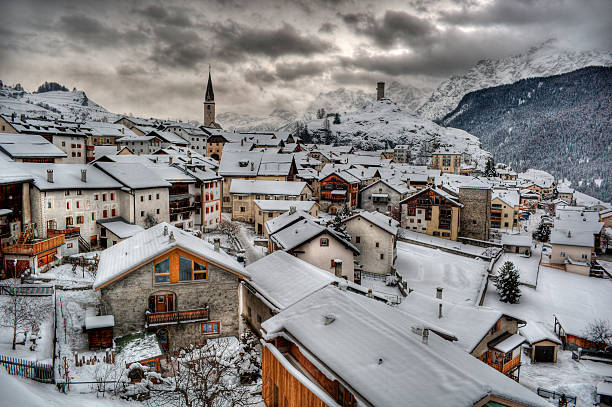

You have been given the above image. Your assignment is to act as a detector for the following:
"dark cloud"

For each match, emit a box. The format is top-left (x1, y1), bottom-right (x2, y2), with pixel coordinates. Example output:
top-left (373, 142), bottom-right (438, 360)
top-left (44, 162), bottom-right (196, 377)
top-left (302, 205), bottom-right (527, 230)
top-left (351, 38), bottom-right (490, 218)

top-left (275, 61), bottom-right (326, 81)
top-left (58, 14), bottom-right (146, 47)
top-left (133, 4), bottom-right (194, 27)
top-left (339, 10), bottom-right (437, 48)
top-left (211, 20), bottom-right (334, 59)
top-left (318, 22), bottom-right (337, 33)
top-left (148, 26), bottom-right (208, 69)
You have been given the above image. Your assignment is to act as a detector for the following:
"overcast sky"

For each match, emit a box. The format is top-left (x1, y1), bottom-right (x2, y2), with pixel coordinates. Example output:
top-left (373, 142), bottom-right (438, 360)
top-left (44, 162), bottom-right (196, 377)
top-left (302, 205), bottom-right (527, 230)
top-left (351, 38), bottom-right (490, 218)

top-left (0, 0), bottom-right (610, 121)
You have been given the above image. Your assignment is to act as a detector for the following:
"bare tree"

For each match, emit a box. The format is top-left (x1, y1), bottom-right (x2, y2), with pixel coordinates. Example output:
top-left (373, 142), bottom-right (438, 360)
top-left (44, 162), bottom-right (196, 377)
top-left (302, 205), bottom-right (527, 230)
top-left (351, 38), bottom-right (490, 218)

top-left (144, 213), bottom-right (159, 229)
top-left (0, 278), bottom-right (44, 350)
top-left (584, 319), bottom-right (612, 348)
top-left (219, 219), bottom-right (239, 240)
top-left (147, 338), bottom-right (261, 407)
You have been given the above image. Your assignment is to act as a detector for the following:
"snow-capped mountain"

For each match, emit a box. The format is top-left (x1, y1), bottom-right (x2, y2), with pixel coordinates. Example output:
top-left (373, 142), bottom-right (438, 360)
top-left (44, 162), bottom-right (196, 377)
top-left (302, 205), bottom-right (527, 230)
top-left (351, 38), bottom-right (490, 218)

top-left (0, 82), bottom-right (118, 122)
top-left (217, 108), bottom-right (297, 132)
top-left (284, 98), bottom-right (491, 168)
top-left (417, 40), bottom-right (612, 121)
top-left (441, 66), bottom-right (612, 201)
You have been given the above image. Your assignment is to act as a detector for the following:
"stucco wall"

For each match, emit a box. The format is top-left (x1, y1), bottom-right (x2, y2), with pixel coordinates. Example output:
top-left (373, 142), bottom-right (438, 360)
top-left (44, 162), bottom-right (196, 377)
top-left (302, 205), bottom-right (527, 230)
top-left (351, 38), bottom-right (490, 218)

top-left (550, 244), bottom-right (591, 265)
top-left (344, 216), bottom-right (395, 274)
top-left (293, 232), bottom-right (355, 282)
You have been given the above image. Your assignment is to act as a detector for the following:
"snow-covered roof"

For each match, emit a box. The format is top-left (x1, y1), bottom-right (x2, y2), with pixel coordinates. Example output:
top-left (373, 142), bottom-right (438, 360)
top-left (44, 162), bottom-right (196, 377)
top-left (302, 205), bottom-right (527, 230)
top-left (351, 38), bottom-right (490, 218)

top-left (501, 234), bottom-right (532, 247)
top-left (87, 122), bottom-right (137, 138)
top-left (550, 228), bottom-right (595, 247)
top-left (85, 315), bottom-right (115, 330)
top-left (556, 184), bottom-right (574, 194)
top-left (97, 218), bottom-right (144, 239)
top-left (265, 210), bottom-right (316, 236)
top-left (489, 333), bottom-right (526, 353)
top-left (400, 186), bottom-right (463, 207)
top-left (597, 382), bottom-right (612, 397)
top-left (229, 179), bottom-right (307, 196)
top-left (361, 178), bottom-right (410, 195)
top-left (185, 167), bottom-right (221, 182)
top-left (95, 162), bottom-right (172, 189)
top-left (343, 211), bottom-right (399, 236)
top-left (492, 189), bottom-right (520, 208)
top-left (519, 322), bottom-right (561, 345)
top-left (7, 162), bottom-right (122, 190)
top-left (270, 218), bottom-right (358, 254)
top-left (245, 251), bottom-right (336, 311)
top-left (261, 286), bottom-right (549, 407)
top-left (149, 129), bottom-right (189, 145)
top-left (253, 200), bottom-right (316, 212)
top-left (218, 151), bottom-right (262, 176)
top-left (0, 133), bottom-right (67, 158)
top-left (94, 223), bottom-right (250, 289)
top-left (0, 162), bottom-right (34, 184)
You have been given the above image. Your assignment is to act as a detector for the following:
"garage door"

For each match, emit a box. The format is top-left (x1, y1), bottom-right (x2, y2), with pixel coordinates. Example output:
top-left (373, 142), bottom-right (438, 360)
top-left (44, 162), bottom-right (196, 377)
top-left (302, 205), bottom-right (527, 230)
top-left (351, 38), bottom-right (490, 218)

top-left (534, 345), bottom-right (555, 362)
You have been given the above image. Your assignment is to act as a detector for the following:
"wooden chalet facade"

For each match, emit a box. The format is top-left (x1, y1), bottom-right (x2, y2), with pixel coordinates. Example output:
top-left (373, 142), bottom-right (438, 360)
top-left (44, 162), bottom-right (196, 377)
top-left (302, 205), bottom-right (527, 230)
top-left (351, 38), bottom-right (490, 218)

top-left (399, 187), bottom-right (462, 241)
top-left (318, 172), bottom-right (359, 214)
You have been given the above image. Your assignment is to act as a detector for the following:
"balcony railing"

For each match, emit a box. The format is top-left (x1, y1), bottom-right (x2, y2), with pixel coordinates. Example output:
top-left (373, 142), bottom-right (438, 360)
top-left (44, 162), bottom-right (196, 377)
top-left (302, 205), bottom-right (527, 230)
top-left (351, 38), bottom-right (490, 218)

top-left (487, 354), bottom-right (520, 374)
top-left (170, 205), bottom-right (197, 214)
top-left (48, 227), bottom-right (80, 239)
top-left (145, 307), bottom-right (209, 327)
top-left (2, 235), bottom-right (65, 255)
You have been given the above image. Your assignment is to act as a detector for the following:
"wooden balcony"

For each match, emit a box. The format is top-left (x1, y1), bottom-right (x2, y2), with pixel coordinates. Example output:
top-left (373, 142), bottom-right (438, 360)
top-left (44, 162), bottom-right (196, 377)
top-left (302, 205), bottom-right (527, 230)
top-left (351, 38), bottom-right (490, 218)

top-left (485, 353), bottom-right (521, 375)
top-left (145, 307), bottom-right (209, 327)
top-left (2, 235), bottom-right (64, 256)
top-left (48, 227), bottom-right (80, 238)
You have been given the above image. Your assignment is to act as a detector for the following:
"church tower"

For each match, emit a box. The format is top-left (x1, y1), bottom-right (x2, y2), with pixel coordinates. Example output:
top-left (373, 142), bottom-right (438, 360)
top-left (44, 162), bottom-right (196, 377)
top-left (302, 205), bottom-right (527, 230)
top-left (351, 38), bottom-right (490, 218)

top-left (204, 69), bottom-right (215, 127)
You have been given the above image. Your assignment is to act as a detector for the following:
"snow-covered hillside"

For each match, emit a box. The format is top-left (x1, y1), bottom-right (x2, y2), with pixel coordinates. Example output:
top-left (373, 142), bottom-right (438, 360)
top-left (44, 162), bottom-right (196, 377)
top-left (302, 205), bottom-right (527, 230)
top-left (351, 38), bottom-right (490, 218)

top-left (217, 108), bottom-right (297, 132)
top-left (417, 40), bottom-right (612, 121)
top-left (0, 83), bottom-right (118, 122)
top-left (290, 98), bottom-right (491, 168)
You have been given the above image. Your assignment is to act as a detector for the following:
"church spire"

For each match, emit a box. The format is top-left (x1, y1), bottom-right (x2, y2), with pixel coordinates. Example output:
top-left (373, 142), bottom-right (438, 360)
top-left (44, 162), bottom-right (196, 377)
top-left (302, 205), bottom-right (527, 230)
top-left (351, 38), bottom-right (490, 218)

top-left (205, 66), bottom-right (214, 102)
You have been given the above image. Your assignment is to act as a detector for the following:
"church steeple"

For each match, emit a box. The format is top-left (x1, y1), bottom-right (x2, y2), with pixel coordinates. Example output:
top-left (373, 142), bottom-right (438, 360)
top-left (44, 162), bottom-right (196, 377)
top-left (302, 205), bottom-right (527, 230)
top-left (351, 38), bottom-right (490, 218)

top-left (204, 66), bottom-right (216, 127)
top-left (205, 68), bottom-right (214, 102)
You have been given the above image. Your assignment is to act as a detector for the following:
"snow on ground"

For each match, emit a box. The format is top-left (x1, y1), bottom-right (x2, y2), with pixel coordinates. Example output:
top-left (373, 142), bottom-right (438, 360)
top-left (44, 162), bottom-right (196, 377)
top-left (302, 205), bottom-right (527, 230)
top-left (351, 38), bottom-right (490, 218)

top-left (31, 263), bottom-right (94, 288)
top-left (0, 293), bottom-right (53, 363)
top-left (394, 241), bottom-right (487, 304)
top-left (484, 265), bottom-right (612, 340)
top-left (399, 228), bottom-right (500, 258)
top-left (492, 245), bottom-right (542, 287)
top-left (520, 349), bottom-right (612, 407)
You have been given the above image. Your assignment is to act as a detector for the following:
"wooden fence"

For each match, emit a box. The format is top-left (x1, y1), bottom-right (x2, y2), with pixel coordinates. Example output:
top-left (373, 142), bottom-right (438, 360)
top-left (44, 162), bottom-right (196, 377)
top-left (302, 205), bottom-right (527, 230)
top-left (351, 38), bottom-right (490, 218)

top-left (0, 354), bottom-right (54, 383)
top-left (0, 283), bottom-right (54, 296)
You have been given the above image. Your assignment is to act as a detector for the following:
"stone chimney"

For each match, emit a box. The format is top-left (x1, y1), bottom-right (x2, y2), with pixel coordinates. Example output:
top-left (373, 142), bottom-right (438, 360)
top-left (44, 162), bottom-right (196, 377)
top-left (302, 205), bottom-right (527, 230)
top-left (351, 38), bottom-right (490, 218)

top-left (334, 259), bottom-right (343, 278)
top-left (213, 237), bottom-right (220, 252)
top-left (388, 219), bottom-right (392, 225)
top-left (376, 81), bottom-right (385, 101)
top-left (47, 169), bottom-right (53, 183)
top-left (250, 162), bottom-right (254, 171)
top-left (169, 231), bottom-right (175, 242)
top-left (436, 287), bottom-right (443, 299)
top-left (169, 156), bottom-right (173, 165)
top-left (367, 288), bottom-right (373, 298)
top-left (163, 225), bottom-right (168, 236)
top-left (81, 169), bottom-right (87, 182)
top-left (289, 206), bottom-right (296, 214)
top-left (121, 127), bottom-right (125, 134)
top-left (422, 328), bottom-right (429, 344)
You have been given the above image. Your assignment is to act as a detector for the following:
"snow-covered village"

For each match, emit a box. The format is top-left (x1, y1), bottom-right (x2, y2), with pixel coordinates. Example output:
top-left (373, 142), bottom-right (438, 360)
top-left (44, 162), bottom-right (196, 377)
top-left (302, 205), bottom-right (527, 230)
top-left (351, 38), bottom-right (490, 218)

top-left (0, 1), bottom-right (611, 406)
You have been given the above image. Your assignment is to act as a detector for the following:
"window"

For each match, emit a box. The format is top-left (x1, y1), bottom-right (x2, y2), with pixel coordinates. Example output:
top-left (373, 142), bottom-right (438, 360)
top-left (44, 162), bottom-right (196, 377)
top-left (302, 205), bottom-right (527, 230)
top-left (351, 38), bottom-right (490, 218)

top-left (240, 207), bottom-right (245, 213)
top-left (76, 201), bottom-right (80, 209)
top-left (560, 251), bottom-right (566, 257)
top-left (149, 195), bottom-right (152, 200)
top-left (376, 242), bottom-right (379, 248)
top-left (155, 258), bottom-right (170, 283)
top-left (267, 213), bottom-right (272, 218)
top-left (111, 208), bottom-right (116, 216)
top-left (65, 216), bottom-right (73, 226)
top-left (103, 210), bottom-right (108, 218)
top-left (65, 190), bottom-right (70, 196)
top-left (581, 253), bottom-right (587, 259)
top-left (76, 190), bottom-right (82, 195)
top-left (76, 215), bottom-right (83, 224)
top-left (202, 321), bottom-right (220, 335)
top-left (140, 211), bottom-right (145, 217)
top-left (47, 200), bottom-right (52, 209)
top-left (66, 201), bottom-right (70, 210)
top-left (156, 193), bottom-right (160, 200)
top-left (179, 255), bottom-right (192, 281)
top-left (194, 262), bottom-right (207, 280)
top-left (320, 238), bottom-right (329, 247)
top-left (91, 212), bottom-right (95, 221)
top-left (433, 231), bottom-right (440, 236)
top-left (140, 196), bottom-right (144, 202)
top-left (110, 193), bottom-right (115, 200)
top-left (62, 141), bottom-right (65, 147)
top-left (156, 209), bottom-right (160, 215)
top-left (103, 194), bottom-right (107, 201)
top-left (356, 236), bottom-right (360, 243)
top-left (94, 194), bottom-right (99, 201)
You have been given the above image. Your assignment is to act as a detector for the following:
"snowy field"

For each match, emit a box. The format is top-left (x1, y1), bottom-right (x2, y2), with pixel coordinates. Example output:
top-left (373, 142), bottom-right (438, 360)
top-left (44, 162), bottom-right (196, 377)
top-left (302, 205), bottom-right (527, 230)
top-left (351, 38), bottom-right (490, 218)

top-left (399, 228), bottom-right (500, 258)
top-left (521, 349), bottom-right (612, 407)
top-left (492, 245), bottom-right (542, 287)
top-left (394, 241), bottom-right (488, 304)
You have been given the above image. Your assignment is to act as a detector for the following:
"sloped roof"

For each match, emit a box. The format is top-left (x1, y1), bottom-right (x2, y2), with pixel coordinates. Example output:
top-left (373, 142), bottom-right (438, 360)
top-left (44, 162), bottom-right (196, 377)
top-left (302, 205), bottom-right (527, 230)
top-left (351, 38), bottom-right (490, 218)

top-left (229, 179), bottom-right (307, 196)
top-left (95, 162), bottom-right (171, 189)
top-left (9, 162), bottom-right (122, 190)
top-left (253, 200), bottom-right (316, 212)
top-left (519, 322), bottom-right (561, 345)
top-left (343, 211), bottom-right (399, 236)
top-left (94, 222), bottom-right (249, 289)
top-left (265, 210), bottom-right (316, 236)
top-left (399, 186), bottom-right (463, 207)
top-left (0, 133), bottom-right (67, 158)
top-left (270, 218), bottom-right (359, 254)
top-left (218, 151), bottom-right (262, 176)
top-left (261, 286), bottom-right (549, 407)
top-left (97, 218), bottom-right (144, 239)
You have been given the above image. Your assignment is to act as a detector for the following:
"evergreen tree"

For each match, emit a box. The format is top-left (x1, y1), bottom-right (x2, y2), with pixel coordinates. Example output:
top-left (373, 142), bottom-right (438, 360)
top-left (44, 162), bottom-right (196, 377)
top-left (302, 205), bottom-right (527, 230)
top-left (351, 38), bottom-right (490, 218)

top-left (532, 221), bottom-right (550, 242)
top-left (333, 113), bottom-right (341, 124)
top-left (495, 261), bottom-right (521, 304)
top-left (484, 158), bottom-right (497, 177)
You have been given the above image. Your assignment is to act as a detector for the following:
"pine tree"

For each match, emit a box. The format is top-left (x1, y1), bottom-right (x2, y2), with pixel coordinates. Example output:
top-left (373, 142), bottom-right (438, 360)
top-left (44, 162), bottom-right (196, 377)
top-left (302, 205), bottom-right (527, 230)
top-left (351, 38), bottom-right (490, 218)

top-left (333, 113), bottom-right (341, 124)
top-left (532, 221), bottom-right (550, 242)
top-left (495, 261), bottom-right (521, 304)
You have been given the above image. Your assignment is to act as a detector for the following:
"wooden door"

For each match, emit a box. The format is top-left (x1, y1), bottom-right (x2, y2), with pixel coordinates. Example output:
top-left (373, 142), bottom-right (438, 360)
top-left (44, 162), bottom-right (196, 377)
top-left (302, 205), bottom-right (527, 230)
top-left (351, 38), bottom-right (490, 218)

top-left (156, 294), bottom-right (167, 313)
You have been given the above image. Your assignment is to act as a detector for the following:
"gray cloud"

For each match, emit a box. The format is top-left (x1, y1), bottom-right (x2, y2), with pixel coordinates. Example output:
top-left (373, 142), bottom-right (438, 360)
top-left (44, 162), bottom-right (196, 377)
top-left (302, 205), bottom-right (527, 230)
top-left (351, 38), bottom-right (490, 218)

top-left (133, 4), bottom-right (195, 27)
top-left (318, 22), bottom-right (337, 33)
top-left (58, 14), bottom-right (147, 48)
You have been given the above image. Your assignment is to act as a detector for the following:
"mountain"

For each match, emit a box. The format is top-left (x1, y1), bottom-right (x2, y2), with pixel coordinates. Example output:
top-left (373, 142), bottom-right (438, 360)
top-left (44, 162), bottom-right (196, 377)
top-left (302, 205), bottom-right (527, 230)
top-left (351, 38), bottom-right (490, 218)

top-left (0, 82), bottom-right (118, 122)
top-left (283, 98), bottom-right (491, 168)
top-left (417, 40), bottom-right (612, 121)
top-left (219, 82), bottom-right (432, 131)
top-left (440, 66), bottom-right (612, 202)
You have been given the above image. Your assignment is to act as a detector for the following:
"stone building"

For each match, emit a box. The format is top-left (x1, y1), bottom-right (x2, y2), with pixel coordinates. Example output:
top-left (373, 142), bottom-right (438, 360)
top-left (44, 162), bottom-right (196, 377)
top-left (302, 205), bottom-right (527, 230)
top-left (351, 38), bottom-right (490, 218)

top-left (359, 179), bottom-right (411, 215)
top-left (400, 187), bottom-right (462, 241)
top-left (458, 186), bottom-right (492, 241)
top-left (93, 223), bottom-right (250, 351)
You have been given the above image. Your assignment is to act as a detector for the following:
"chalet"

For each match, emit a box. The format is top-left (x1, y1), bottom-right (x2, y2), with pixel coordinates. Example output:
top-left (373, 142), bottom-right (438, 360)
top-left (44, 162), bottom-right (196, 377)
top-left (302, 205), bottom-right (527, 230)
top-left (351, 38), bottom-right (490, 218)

top-left (96, 217), bottom-right (144, 249)
top-left (400, 187), bottom-right (463, 241)
top-left (229, 180), bottom-right (312, 223)
top-left (519, 189), bottom-right (539, 209)
top-left (359, 179), bottom-right (411, 215)
top-left (554, 314), bottom-right (608, 351)
top-left (601, 208), bottom-right (612, 228)
top-left (113, 116), bottom-right (157, 129)
top-left (342, 211), bottom-right (399, 276)
top-left (0, 133), bottom-right (67, 163)
top-left (261, 286), bottom-right (549, 407)
top-left (253, 201), bottom-right (319, 237)
top-left (556, 184), bottom-right (575, 204)
top-left (519, 322), bottom-right (561, 363)
top-left (268, 218), bottom-right (359, 282)
top-left (317, 171), bottom-right (360, 214)
top-left (497, 169), bottom-right (518, 181)
top-left (93, 223), bottom-right (251, 351)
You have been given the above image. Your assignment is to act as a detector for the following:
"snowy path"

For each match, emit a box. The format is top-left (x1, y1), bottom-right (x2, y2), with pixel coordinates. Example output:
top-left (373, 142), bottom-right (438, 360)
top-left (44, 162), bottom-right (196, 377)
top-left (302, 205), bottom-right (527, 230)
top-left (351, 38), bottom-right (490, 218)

top-left (235, 221), bottom-right (265, 265)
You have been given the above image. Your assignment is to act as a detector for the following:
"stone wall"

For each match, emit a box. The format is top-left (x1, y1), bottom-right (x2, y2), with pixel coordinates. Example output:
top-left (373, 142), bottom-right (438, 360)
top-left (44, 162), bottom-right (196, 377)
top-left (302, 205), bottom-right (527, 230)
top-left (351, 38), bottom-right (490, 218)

top-left (459, 187), bottom-right (491, 241)
top-left (100, 260), bottom-right (241, 350)
top-left (359, 181), bottom-right (402, 213)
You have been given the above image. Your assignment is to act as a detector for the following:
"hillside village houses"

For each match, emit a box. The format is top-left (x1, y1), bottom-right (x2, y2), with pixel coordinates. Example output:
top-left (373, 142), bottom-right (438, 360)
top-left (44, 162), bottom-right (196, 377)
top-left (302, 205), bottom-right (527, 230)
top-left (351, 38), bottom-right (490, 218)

top-left (254, 200), bottom-right (319, 237)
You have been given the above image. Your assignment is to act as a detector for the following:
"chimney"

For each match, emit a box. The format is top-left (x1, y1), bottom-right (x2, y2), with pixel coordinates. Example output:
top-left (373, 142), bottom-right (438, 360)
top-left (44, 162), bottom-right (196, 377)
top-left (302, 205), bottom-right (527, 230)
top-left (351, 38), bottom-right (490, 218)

top-left (121, 127), bottom-right (125, 134)
top-left (47, 169), bottom-right (54, 183)
top-left (250, 162), bottom-right (254, 171)
top-left (388, 219), bottom-right (392, 225)
top-left (367, 288), bottom-right (373, 298)
top-left (334, 259), bottom-right (343, 278)
top-left (376, 81), bottom-right (385, 101)
top-left (20, 113), bottom-right (26, 121)
top-left (11, 112), bottom-right (15, 121)
top-left (241, 139), bottom-right (244, 146)
top-left (213, 237), bottom-right (220, 252)
top-left (422, 328), bottom-right (429, 345)
top-left (169, 231), bottom-right (175, 242)
top-left (81, 169), bottom-right (87, 182)
top-left (289, 206), bottom-right (296, 214)
top-left (436, 287), bottom-right (443, 299)
top-left (163, 225), bottom-right (168, 236)
top-left (438, 303), bottom-right (443, 319)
